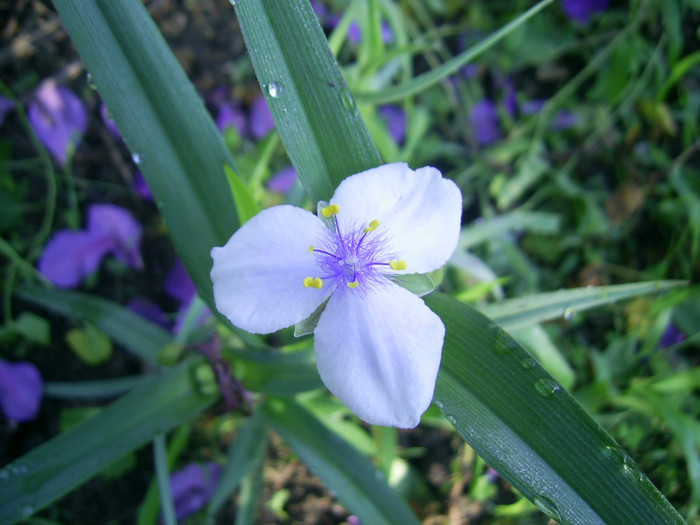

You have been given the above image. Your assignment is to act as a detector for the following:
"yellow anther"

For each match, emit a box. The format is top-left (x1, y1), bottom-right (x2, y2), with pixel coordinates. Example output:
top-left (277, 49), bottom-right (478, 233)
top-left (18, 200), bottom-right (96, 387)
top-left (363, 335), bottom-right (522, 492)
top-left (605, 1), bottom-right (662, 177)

top-left (320, 204), bottom-right (340, 218)
top-left (309, 245), bottom-right (315, 253)
top-left (389, 259), bottom-right (407, 271)
top-left (363, 219), bottom-right (380, 232)
top-left (347, 281), bottom-right (359, 289)
top-left (303, 277), bottom-right (323, 289)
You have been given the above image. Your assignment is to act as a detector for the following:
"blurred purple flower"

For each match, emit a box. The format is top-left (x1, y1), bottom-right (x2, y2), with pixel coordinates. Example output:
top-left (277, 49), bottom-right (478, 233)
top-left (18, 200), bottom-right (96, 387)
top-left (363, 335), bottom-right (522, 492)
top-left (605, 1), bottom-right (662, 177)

top-left (378, 105), bottom-right (406, 144)
top-left (133, 171), bottom-right (153, 201)
top-left (311, 0), bottom-right (329, 22)
top-left (28, 80), bottom-right (87, 165)
top-left (216, 101), bottom-right (247, 136)
top-left (562, 0), bottom-right (609, 24)
top-left (470, 99), bottom-right (501, 146)
top-left (165, 258), bottom-right (197, 306)
top-left (0, 95), bottom-right (15, 126)
top-left (127, 297), bottom-right (170, 329)
top-left (0, 360), bottom-right (43, 422)
top-left (267, 166), bottom-right (298, 194)
top-left (521, 99), bottom-right (578, 130)
top-left (347, 20), bottom-right (393, 45)
top-left (249, 96), bottom-right (275, 139)
top-left (660, 323), bottom-right (686, 348)
top-left (168, 462), bottom-right (222, 521)
top-left (503, 81), bottom-right (518, 119)
top-left (348, 21), bottom-right (362, 45)
top-left (39, 204), bottom-right (143, 287)
top-left (100, 102), bottom-right (121, 139)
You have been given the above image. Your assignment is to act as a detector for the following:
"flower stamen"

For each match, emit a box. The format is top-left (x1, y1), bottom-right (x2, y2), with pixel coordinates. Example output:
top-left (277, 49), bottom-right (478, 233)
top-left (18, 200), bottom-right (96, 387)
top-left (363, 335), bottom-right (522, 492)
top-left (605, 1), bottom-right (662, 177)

top-left (363, 219), bottom-right (380, 232)
top-left (320, 204), bottom-right (340, 218)
top-left (389, 259), bottom-right (407, 270)
top-left (303, 276), bottom-right (324, 289)
top-left (347, 281), bottom-right (359, 289)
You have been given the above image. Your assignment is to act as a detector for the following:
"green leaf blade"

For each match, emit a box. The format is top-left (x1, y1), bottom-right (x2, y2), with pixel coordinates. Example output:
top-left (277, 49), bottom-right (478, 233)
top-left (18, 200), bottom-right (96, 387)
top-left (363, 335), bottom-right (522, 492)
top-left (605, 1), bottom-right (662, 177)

top-left (52, 0), bottom-right (240, 309)
top-left (0, 360), bottom-right (217, 524)
top-left (428, 293), bottom-right (685, 525)
top-left (262, 397), bottom-right (421, 525)
top-left (234, 0), bottom-right (383, 202)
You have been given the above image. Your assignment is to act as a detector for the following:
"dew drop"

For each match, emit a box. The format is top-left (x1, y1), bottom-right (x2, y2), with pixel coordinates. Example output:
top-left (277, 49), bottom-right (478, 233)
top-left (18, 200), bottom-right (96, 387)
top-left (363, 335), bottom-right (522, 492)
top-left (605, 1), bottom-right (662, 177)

top-left (21, 505), bottom-right (34, 518)
top-left (534, 378), bottom-right (561, 398)
top-left (265, 81), bottom-right (282, 98)
top-left (86, 72), bottom-right (98, 90)
top-left (446, 414), bottom-right (457, 426)
top-left (563, 307), bottom-right (574, 321)
top-left (228, 0), bottom-right (237, 5)
top-left (605, 446), bottom-right (645, 482)
top-left (131, 152), bottom-right (142, 165)
top-left (340, 89), bottom-right (357, 113)
top-left (534, 495), bottom-right (562, 522)
top-left (519, 357), bottom-right (537, 370)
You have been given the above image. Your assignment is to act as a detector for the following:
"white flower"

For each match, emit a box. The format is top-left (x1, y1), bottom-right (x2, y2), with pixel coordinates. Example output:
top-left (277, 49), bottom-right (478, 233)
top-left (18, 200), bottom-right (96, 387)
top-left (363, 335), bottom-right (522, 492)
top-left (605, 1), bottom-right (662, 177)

top-left (211, 163), bottom-right (462, 427)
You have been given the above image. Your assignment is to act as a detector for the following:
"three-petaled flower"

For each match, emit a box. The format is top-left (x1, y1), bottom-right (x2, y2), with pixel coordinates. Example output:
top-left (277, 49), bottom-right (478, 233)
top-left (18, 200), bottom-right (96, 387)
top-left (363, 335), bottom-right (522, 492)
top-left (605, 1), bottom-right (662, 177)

top-left (211, 163), bottom-right (461, 427)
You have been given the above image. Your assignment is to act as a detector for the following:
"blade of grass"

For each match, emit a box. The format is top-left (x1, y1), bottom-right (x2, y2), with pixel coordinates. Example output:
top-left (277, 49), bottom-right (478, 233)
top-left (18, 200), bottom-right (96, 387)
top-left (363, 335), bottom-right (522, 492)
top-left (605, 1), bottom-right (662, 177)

top-left (262, 397), bottom-right (421, 525)
top-left (0, 360), bottom-right (217, 524)
top-left (479, 280), bottom-right (688, 331)
top-left (52, 0), bottom-right (241, 310)
top-left (16, 286), bottom-right (172, 364)
top-left (353, 0), bottom-right (555, 104)
top-left (427, 292), bottom-right (685, 525)
top-left (233, 0), bottom-right (383, 202)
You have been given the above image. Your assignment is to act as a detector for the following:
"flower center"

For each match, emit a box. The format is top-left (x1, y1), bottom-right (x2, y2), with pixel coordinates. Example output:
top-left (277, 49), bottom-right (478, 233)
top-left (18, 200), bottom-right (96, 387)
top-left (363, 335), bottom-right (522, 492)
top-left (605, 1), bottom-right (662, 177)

top-left (302, 204), bottom-right (406, 291)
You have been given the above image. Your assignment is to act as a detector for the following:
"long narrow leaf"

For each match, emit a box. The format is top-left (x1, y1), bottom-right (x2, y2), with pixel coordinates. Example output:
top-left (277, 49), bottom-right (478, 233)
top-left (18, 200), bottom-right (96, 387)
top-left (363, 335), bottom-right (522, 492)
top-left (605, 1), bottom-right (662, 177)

top-left (427, 292), bottom-right (684, 525)
top-left (262, 397), bottom-right (421, 525)
top-left (0, 360), bottom-right (217, 524)
top-left (480, 280), bottom-right (687, 331)
top-left (234, 0), bottom-right (383, 203)
top-left (52, 0), bottom-right (240, 309)
top-left (17, 286), bottom-right (172, 364)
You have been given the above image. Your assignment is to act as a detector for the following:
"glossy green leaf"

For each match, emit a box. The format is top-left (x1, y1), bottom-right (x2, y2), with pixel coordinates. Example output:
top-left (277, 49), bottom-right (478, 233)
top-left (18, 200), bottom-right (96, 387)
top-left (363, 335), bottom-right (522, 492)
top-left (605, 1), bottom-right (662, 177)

top-left (0, 360), bottom-right (217, 524)
top-left (261, 397), bottom-right (420, 525)
top-left (52, 0), bottom-right (239, 309)
top-left (427, 292), bottom-right (684, 525)
top-left (479, 280), bottom-right (688, 331)
top-left (224, 163), bottom-right (261, 225)
top-left (16, 287), bottom-right (171, 364)
top-left (233, 0), bottom-right (383, 203)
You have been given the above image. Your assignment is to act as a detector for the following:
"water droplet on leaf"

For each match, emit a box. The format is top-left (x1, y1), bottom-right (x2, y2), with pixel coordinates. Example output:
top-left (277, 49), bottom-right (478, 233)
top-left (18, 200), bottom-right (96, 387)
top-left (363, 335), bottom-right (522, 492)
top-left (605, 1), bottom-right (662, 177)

top-left (21, 505), bottom-right (34, 517)
top-left (340, 90), bottom-right (357, 113)
top-left (520, 357), bottom-right (537, 370)
top-left (131, 152), bottom-right (142, 165)
top-left (266, 82), bottom-right (282, 98)
top-left (563, 306), bottom-right (574, 321)
top-left (86, 73), bottom-right (98, 90)
top-left (534, 495), bottom-right (562, 522)
top-left (534, 378), bottom-right (561, 398)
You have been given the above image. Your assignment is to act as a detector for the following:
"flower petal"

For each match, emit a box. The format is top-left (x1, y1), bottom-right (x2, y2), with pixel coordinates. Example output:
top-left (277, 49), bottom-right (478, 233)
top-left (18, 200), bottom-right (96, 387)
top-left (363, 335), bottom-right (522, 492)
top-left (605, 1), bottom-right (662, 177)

top-left (88, 204), bottom-right (143, 270)
top-left (38, 230), bottom-right (113, 287)
top-left (331, 163), bottom-right (462, 274)
top-left (0, 360), bottom-right (43, 422)
top-left (314, 284), bottom-right (444, 428)
top-left (28, 81), bottom-right (87, 165)
top-left (211, 205), bottom-right (332, 333)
